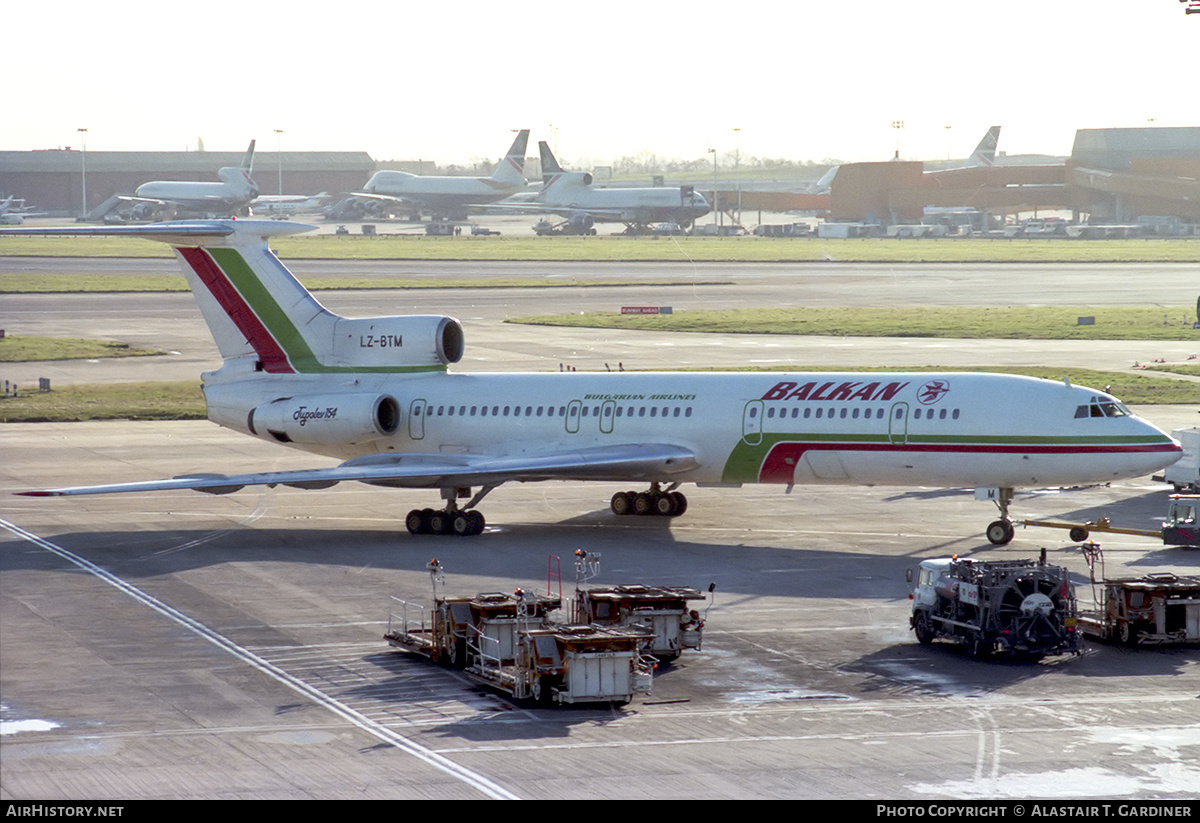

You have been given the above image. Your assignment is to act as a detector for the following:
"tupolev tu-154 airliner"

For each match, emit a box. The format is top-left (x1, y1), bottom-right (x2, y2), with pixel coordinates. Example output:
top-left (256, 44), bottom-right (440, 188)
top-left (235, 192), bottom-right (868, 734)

top-left (2, 220), bottom-right (1182, 541)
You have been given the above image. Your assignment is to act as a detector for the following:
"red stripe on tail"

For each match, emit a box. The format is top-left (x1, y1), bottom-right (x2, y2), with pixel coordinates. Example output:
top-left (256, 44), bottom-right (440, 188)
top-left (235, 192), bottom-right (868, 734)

top-left (178, 247), bottom-right (294, 373)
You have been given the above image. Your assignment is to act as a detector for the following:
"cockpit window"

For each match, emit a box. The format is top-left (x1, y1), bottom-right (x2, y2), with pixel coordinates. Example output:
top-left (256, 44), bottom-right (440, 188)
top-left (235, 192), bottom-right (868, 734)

top-left (1075, 397), bottom-right (1131, 419)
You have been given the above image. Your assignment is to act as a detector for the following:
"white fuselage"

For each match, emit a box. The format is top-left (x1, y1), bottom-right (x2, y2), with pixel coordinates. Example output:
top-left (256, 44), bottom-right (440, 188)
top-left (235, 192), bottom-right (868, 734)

top-left (204, 369), bottom-right (1178, 491)
top-left (361, 171), bottom-right (524, 212)
top-left (534, 174), bottom-right (711, 224)
top-left (134, 170), bottom-right (257, 215)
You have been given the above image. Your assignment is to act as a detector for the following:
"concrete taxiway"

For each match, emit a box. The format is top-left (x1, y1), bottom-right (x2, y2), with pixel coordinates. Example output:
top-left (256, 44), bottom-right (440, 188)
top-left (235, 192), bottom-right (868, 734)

top-left (1, 258), bottom-right (1197, 800)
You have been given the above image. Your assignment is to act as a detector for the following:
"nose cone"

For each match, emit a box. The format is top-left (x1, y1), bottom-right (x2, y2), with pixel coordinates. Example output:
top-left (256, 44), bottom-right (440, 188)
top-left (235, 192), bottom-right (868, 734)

top-left (1133, 416), bottom-right (1183, 475)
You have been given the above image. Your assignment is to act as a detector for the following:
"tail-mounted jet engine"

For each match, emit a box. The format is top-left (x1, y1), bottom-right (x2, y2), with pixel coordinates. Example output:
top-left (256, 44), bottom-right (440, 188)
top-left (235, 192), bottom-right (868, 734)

top-left (331, 315), bottom-right (464, 369)
top-left (566, 214), bottom-right (595, 234)
top-left (249, 393), bottom-right (401, 446)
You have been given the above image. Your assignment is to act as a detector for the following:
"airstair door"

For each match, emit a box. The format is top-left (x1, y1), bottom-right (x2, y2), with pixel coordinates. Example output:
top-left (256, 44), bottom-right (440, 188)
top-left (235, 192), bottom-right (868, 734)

top-left (565, 399), bottom-right (582, 434)
top-left (888, 402), bottom-right (909, 446)
top-left (742, 400), bottom-right (764, 446)
top-left (600, 400), bottom-right (616, 434)
top-left (409, 399), bottom-right (426, 440)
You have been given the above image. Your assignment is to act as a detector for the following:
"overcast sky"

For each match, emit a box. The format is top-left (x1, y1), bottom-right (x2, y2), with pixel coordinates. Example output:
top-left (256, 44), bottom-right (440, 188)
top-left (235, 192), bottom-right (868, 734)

top-left (7, 0), bottom-right (1195, 169)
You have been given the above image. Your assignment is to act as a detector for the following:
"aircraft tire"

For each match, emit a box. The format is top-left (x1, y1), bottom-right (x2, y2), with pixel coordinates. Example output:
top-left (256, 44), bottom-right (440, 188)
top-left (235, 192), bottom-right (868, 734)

top-left (611, 492), bottom-right (633, 516)
top-left (669, 492), bottom-right (688, 516)
top-left (451, 512), bottom-right (473, 536)
top-left (633, 492), bottom-right (653, 516)
top-left (405, 508), bottom-right (429, 535)
top-left (986, 519), bottom-right (1015, 545)
top-left (652, 493), bottom-right (676, 516)
top-left (428, 511), bottom-right (452, 535)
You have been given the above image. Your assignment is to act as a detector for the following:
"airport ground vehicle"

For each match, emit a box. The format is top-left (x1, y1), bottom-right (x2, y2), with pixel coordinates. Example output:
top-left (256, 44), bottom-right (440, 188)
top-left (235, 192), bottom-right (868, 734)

top-left (572, 582), bottom-right (710, 661)
top-left (384, 560), bottom-right (655, 705)
top-left (753, 223), bottom-right (813, 237)
top-left (1076, 541), bottom-right (1200, 646)
top-left (907, 555), bottom-right (1081, 660)
top-left (1081, 573), bottom-right (1200, 645)
top-left (1022, 494), bottom-right (1199, 548)
top-left (532, 216), bottom-right (596, 235)
top-left (1161, 428), bottom-right (1199, 492)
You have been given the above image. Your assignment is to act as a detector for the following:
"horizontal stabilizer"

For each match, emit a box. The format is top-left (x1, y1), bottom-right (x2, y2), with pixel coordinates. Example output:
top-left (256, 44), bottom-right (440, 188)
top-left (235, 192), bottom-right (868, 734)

top-left (0, 219), bottom-right (313, 243)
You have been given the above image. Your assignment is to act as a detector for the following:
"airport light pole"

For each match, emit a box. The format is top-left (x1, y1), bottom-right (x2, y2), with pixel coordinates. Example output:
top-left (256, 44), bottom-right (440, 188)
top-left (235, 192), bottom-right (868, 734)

top-left (274, 129), bottom-right (284, 195)
top-left (77, 127), bottom-right (88, 219)
top-left (732, 127), bottom-right (741, 225)
top-left (891, 120), bottom-right (904, 160)
top-left (709, 147), bottom-right (719, 227)
top-left (945, 125), bottom-right (952, 161)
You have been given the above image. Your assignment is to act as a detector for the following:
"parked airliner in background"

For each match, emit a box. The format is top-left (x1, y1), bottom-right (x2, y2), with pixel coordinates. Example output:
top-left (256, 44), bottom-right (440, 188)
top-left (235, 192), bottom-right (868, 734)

top-left (815, 126), bottom-right (1004, 195)
top-left (0, 195), bottom-right (50, 224)
top-left (512, 141), bottom-right (711, 234)
top-left (250, 192), bottom-right (332, 218)
top-left (345, 130), bottom-right (529, 220)
top-left (116, 141), bottom-right (259, 221)
top-left (1, 220), bottom-right (1181, 541)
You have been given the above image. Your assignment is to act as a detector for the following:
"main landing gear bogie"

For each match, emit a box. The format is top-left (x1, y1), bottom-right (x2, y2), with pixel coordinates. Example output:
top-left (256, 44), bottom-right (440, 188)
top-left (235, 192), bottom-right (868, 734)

top-left (406, 507), bottom-right (486, 537)
top-left (611, 488), bottom-right (688, 518)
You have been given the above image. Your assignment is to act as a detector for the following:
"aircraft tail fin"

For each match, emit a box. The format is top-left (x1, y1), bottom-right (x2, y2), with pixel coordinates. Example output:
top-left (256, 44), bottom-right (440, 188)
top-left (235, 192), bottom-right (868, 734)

top-left (968, 126), bottom-right (1000, 167)
top-left (489, 129), bottom-right (529, 185)
top-left (0, 221), bottom-right (463, 375)
top-left (218, 140), bottom-right (260, 198)
top-left (538, 141), bottom-right (564, 183)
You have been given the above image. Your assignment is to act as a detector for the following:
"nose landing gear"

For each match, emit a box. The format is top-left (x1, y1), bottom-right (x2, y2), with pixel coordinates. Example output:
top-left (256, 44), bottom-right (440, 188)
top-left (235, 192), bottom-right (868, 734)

top-left (984, 487), bottom-right (1016, 545)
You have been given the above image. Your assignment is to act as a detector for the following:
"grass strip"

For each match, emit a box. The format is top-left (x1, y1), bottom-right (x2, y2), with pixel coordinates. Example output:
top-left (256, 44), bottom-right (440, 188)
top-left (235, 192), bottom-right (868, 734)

top-left (0, 335), bottom-right (164, 362)
top-left (3, 234), bottom-right (1199, 263)
top-left (0, 273), bottom-right (724, 294)
top-left (0, 381), bottom-right (205, 422)
top-left (508, 306), bottom-right (1200, 342)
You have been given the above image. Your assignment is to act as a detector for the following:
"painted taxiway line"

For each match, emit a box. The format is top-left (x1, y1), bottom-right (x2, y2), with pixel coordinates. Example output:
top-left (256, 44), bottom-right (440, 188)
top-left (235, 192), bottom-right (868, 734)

top-left (0, 517), bottom-right (521, 801)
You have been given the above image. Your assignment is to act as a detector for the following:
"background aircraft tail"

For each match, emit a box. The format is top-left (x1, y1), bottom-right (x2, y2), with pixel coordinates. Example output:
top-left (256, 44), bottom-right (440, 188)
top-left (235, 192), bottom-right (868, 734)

top-left (538, 140), bottom-right (564, 180)
top-left (217, 140), bottom-right (259, 197)
top-left (489, 129), bottom-right (529, 186)
top-left (967, 126), bottom-right (1000, 167)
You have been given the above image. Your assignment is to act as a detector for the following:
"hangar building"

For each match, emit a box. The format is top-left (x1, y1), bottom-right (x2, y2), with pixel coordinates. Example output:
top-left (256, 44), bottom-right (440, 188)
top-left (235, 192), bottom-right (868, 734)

top-left (0, 147), bottom-right (375, 216)
top-left (827, 127), bottom-right (1200, 225)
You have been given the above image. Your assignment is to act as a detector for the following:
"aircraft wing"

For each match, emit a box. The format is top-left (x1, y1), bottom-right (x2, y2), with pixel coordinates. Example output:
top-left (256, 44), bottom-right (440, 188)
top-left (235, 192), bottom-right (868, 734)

top-left (17, 443), bottom-right (698, 497)
top-left (348, 191), bottom-right (421, 207)
top-left (474, 200), bottom-right (634, 219)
